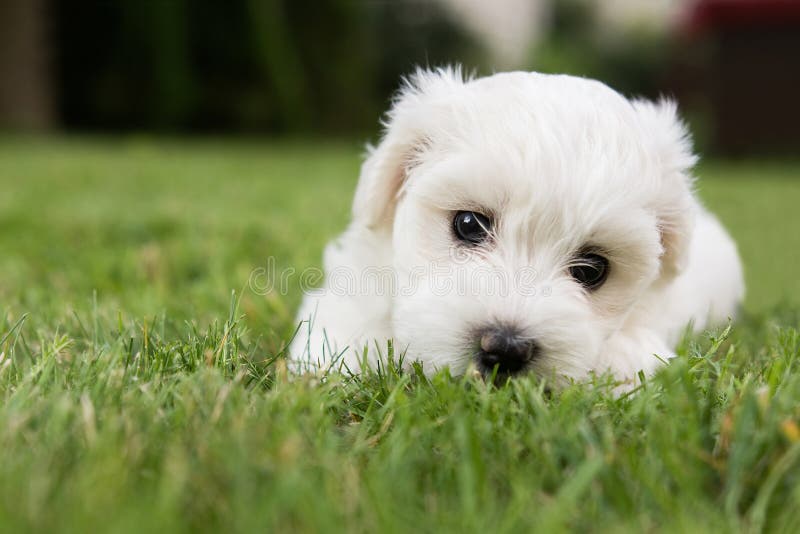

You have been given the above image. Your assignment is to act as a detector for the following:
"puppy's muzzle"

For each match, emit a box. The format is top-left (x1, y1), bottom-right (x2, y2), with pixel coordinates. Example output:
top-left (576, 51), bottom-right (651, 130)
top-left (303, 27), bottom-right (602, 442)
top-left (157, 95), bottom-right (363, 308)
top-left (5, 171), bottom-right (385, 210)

top-left (476, 324), bottom-right (538, 377)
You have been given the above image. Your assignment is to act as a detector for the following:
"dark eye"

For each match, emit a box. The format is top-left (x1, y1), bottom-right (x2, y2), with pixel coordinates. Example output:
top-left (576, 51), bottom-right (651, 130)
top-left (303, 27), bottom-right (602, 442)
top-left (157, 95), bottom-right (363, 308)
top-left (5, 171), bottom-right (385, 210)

top-left (569, 252), bottom-right (609, 290)
top-left (453, 211), bottom-right (492, 244)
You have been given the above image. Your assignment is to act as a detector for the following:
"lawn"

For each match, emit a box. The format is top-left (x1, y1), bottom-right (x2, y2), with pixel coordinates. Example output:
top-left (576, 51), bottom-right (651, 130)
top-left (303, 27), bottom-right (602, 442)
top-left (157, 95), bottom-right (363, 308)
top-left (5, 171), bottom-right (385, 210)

top-left (1, 137), bottom-right (799, 532)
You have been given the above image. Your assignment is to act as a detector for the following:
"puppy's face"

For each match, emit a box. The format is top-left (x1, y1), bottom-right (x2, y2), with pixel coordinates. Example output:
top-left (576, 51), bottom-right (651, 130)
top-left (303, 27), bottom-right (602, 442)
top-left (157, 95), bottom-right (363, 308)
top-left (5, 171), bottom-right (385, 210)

top-left (354, 70), bottom-right (696, 380)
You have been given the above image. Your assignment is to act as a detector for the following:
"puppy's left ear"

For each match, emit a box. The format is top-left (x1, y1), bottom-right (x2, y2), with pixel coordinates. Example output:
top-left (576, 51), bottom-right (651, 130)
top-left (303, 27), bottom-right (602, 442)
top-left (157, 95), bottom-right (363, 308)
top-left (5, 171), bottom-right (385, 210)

top-left (351, 129), bottom-right (419, 229)
top-left (352, 67), bottom-right (465, 229)
top-left (633, 98), bottom-right (698, 278)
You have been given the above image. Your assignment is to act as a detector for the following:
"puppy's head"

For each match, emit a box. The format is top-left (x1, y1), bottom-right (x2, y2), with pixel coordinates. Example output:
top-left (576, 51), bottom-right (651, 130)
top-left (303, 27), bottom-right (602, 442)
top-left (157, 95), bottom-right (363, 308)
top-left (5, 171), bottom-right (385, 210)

top-left (354, 68), bottom-right (697, 380)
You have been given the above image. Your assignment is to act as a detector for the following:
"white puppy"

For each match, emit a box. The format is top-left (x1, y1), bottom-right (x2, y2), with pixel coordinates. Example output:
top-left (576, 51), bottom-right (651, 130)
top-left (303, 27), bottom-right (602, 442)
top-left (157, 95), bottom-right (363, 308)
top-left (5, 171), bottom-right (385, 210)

top-left (289, 68), bottom-right (744, 384)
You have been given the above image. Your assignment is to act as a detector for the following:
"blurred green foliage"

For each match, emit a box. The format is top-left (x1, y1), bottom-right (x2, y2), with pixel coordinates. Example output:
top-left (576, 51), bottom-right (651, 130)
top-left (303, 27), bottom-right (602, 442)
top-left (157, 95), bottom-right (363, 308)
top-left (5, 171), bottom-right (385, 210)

top-left (52, 0), bottom-right (680, 137)
top-left (54, 0), bottom-right (482, 135)
top-left (531, 0), bottom-right (672, 99)
top-left (36, 0), bottom-right (800, 153)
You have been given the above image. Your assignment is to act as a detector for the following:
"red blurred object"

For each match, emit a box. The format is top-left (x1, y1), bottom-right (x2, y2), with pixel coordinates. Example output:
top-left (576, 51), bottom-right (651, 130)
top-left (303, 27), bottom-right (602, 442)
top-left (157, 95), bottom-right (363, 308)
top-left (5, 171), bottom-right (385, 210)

top-left (683, 0), bottom-right (800, 35)
top-left (674, 0), bottom-right (800, 155)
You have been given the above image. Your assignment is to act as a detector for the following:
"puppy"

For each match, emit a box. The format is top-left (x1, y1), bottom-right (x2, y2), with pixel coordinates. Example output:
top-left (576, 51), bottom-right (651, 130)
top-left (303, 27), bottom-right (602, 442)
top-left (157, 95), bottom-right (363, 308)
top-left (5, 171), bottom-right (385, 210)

top-left (289, 68), bottom-right (744, 384)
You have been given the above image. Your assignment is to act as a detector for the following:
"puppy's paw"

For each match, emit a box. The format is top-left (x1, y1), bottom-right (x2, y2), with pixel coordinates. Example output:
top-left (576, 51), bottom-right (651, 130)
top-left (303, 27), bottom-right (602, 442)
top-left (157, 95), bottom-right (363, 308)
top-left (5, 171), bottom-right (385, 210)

top-left (600, 327), bottom-right (676, 386)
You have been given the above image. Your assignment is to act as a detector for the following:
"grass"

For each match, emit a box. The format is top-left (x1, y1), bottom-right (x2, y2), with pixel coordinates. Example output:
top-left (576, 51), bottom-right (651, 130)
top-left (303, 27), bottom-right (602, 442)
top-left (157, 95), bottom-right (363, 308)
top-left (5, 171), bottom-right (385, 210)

top-left (1, 136), bottom-right (800, 532)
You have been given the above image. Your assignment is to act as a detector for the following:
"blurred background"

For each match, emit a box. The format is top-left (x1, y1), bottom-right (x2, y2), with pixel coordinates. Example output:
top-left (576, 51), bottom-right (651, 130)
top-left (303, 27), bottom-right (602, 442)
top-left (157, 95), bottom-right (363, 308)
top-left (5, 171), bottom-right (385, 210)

top-left (2, 0), bottom-right (799, 155)
top-left (1, 0), bottom-right (800, 328)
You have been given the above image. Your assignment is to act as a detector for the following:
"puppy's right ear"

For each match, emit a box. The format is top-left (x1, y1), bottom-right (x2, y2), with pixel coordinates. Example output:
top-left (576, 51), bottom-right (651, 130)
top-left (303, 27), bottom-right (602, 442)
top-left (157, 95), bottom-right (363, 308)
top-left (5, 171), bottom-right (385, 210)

top-left (632, 98), bottom-right (698, 278)
top-left (351, 67), bottom-right (464, 229)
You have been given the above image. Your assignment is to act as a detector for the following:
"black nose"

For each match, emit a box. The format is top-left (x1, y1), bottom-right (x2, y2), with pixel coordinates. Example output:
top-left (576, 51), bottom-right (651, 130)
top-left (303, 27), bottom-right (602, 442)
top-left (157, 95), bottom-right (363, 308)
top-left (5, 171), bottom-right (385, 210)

top-left (477, 325), bottom-right (537, 376)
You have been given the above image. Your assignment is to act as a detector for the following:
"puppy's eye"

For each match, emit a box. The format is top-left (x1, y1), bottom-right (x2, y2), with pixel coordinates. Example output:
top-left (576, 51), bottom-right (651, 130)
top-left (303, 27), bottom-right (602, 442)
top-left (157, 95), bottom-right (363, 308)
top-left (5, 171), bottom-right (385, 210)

top-left (453, 211), bottom-right (492, 244)
top-left (569, 252), bottom-right (609, 290)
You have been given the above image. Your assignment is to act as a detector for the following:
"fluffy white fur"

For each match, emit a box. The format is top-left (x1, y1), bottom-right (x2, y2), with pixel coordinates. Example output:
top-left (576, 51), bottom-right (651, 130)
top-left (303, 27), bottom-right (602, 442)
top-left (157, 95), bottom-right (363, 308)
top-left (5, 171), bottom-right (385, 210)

top-left (289, 68), bottom-right (744, 385)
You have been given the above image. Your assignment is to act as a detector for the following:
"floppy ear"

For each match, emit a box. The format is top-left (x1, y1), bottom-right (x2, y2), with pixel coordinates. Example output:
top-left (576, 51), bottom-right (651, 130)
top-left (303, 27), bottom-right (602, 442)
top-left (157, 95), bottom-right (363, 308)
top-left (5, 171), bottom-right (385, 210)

top-left (351, 130), bottom-right (417, 229)
top-left (351, 66), bottom-right (465, 229)
top-left (657, 189), bottom-right (696, 278)
top-left (632, 98), bottom-right (698, 278)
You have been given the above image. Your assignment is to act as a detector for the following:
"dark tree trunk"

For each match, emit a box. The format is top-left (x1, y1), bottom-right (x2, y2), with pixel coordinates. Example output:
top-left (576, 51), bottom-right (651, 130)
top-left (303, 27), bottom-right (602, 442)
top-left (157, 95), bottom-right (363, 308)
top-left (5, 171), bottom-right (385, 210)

top-left (0, 0), bottom-right (54, 130)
